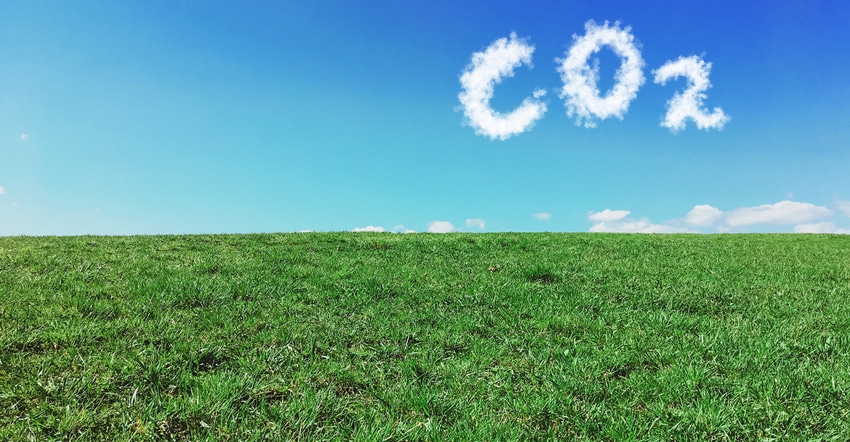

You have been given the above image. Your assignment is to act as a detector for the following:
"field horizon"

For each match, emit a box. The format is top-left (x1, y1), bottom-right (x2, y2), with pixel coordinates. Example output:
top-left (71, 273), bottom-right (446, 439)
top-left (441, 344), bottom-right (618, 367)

top-left (2, 232), bottom-right (849, 440)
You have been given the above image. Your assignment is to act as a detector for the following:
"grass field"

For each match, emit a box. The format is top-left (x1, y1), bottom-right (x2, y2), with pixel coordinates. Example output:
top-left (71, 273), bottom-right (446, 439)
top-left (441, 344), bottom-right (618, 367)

top-left (1, 232), bottom-right (849, 440)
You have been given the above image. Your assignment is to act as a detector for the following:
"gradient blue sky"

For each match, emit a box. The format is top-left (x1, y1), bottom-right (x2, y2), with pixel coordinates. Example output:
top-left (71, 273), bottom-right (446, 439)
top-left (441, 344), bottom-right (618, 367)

top-left (2, 0), bottom-right (849, 235)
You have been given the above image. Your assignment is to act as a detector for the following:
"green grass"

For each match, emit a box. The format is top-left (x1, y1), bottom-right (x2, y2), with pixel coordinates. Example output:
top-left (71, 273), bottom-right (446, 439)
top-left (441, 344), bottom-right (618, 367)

top-left (1, 232), bottom-right (849, 440)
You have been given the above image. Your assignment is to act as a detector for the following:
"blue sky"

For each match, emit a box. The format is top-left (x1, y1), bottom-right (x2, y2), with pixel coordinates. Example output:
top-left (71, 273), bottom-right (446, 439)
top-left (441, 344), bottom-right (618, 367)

top-left (1, 0), bottom-right (849, 235)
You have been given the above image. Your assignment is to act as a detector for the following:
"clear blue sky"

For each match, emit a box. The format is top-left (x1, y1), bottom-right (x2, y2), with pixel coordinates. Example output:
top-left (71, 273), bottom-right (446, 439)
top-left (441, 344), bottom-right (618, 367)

top-left (2, 0), bottom-right (849, 235)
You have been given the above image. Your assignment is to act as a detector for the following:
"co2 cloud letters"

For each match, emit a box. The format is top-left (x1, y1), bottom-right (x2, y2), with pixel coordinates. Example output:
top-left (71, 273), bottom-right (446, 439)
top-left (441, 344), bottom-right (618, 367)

top-left (458, 20), bottom-right (730, 139)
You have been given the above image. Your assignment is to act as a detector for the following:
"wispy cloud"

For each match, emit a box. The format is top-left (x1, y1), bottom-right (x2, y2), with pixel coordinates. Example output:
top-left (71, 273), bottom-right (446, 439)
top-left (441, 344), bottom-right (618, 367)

top-left (589, 216), bottom-right (695, 233)
top-left (465, 218), bottom-right (486, 230)
top-left (652, 55), bottom-right (730, 132)
top-left (532, 212), bottom-right (551, 221)
top-left (794, 222), bottom-right (850, 234)
top-left (557, 20), bottom-right (645, 128)
top-left (458, 33), bottom-right (548, 140)
top-left (352, 225), bottom-right (386, 232)
top-left (683, 204), bottom-right (723, 227)
top-left (838, 201), bottom-right (850, 217)
top-left (20, 134), bottom-right (28, 141)
top-left (0, 186), bottom-right (5, 195)
top-left (392, 225), bottom-right (416, 234)
top-left (428, 220), bottom-right (456, 233)
top-left (588, 208), bottom-right (694, 233)
top-left (725, 201), bottom-right (831, 226)
top-left (588, 209), bottom-right (630, 222)
top-left (590, 200), bottom-right (845, 234)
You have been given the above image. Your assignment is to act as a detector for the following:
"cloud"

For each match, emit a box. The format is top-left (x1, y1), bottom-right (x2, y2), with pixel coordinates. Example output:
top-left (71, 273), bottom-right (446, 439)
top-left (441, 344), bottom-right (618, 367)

top-left (557, 20), bottom-right (645, 128)
top-left (20, 134), bottom-right (28, 141)
top-left (653, 55), bottom-right (730, 132)
top-left (458, 33), bottom-right (548, 140)
top-left (589, 200), bottom-right (843, 234)
top-left (352, 225), bottom-right (386, 232)
top-left (588, 209), bottom-right (630, 222)
top-left (465, 218), bottom-right (486, 230)
top-left (590, 219), bottom-right (695, 233)
top-left (794, 222), bottom-right (850, 234)
top-left (0, 186), bottom-right (5, 195)
top-left (351, 225), bottom-right (417, 233)
top-left (392, 225), bottom-right (417, 234)
top-left (427, 221), bottom-right (456, 233)
top-left (838, 201), bottom-right (850, 217)
top-left (587, 208), bottom-right (693, 233)
top-left (725, 201), bottom-right (832, 226)
top-left (532, 212), bottom-right (551, 221)
top-left (684, 204), bottom-right (723, 226)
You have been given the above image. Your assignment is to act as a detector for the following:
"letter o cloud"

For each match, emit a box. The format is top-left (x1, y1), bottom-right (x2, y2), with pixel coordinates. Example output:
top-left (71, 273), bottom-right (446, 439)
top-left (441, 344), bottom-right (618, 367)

top-left (558, 21), bottom-right (645, 128)
top-left (458, 33), bottom-right (548, 140)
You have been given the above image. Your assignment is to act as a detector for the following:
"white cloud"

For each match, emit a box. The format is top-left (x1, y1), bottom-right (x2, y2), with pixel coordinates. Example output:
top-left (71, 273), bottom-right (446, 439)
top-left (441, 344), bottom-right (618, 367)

top-left (590, 219), bottom-right (694, 233)
top-left (794, 222), bottom-right (850, 234)
top-left (465, 218), bottom-right (486, 230)
top-left (725, 201), bottom-right (832, 226)
top-left (458, 33), bottom-right (548, 140)
top-left (0, 186), bottom-right (5, 195)
top-left (588, 209), bottom-right (693, 233)
top-left (557, 20), bottom-right (645, 128)
top-left (684, 204), bottom-right (723, 227)
top-left (392, 225), bottom-right (417, 234)
top-left (427, 221), bottom-right (456, 233)
top-left (652, 55), bottom-right (730, 132)
top-left (352, 225), bottom-right (386, 232)
top-left (838, 201), bottom-right (850, 217)
top-left (591, 200), bottom-right (844, 234)
top-left (20, 134), bottom-right (28, 141)
top-left (532, 212), bottom-right (551, 221)
top-left (588, 209), bottom-right (630, 222)
top-left (298, 230), bottom-right (314, 233)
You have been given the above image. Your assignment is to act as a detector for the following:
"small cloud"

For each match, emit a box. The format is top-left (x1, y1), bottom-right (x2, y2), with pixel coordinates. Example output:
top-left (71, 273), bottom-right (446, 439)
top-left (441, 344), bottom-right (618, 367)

top-left (684, 204), bottom-right (723, 227)
top-left (427, 220), bottom-right (456, 233)
top-left (588, 209), bottom-right (630, 222)
top-left (0, 186), bottom-right (5, 195)
top-left (298, 230), bottom-right (314, 233)
top-left (352, 225), bottom-right (386, 232)
top-left (589, 207), bottom-right (694, 233)
top-left (794, 222), bottom-right (850, 234)
top-left (532, 212), bottom-right (551, 221)
top-left (20, 134), bottom-right (28, 141)
top-left (466, 218), bottom-right (486, 230)
top-left (458, 33), bottom-right (548, 140)
top-left (838, 201), bottom-right (850, 218)
top-left (590, 218), bottom-right (694, 233)
top-left (725, 201), bottom-right (832, 226)
top-left (392, 225), bottom-right (417, 234)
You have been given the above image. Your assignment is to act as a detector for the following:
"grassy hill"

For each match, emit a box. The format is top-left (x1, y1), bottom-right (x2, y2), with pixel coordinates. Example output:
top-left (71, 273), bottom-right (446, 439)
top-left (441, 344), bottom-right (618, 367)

top-left (2, 233), bottom-right (849, 440)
